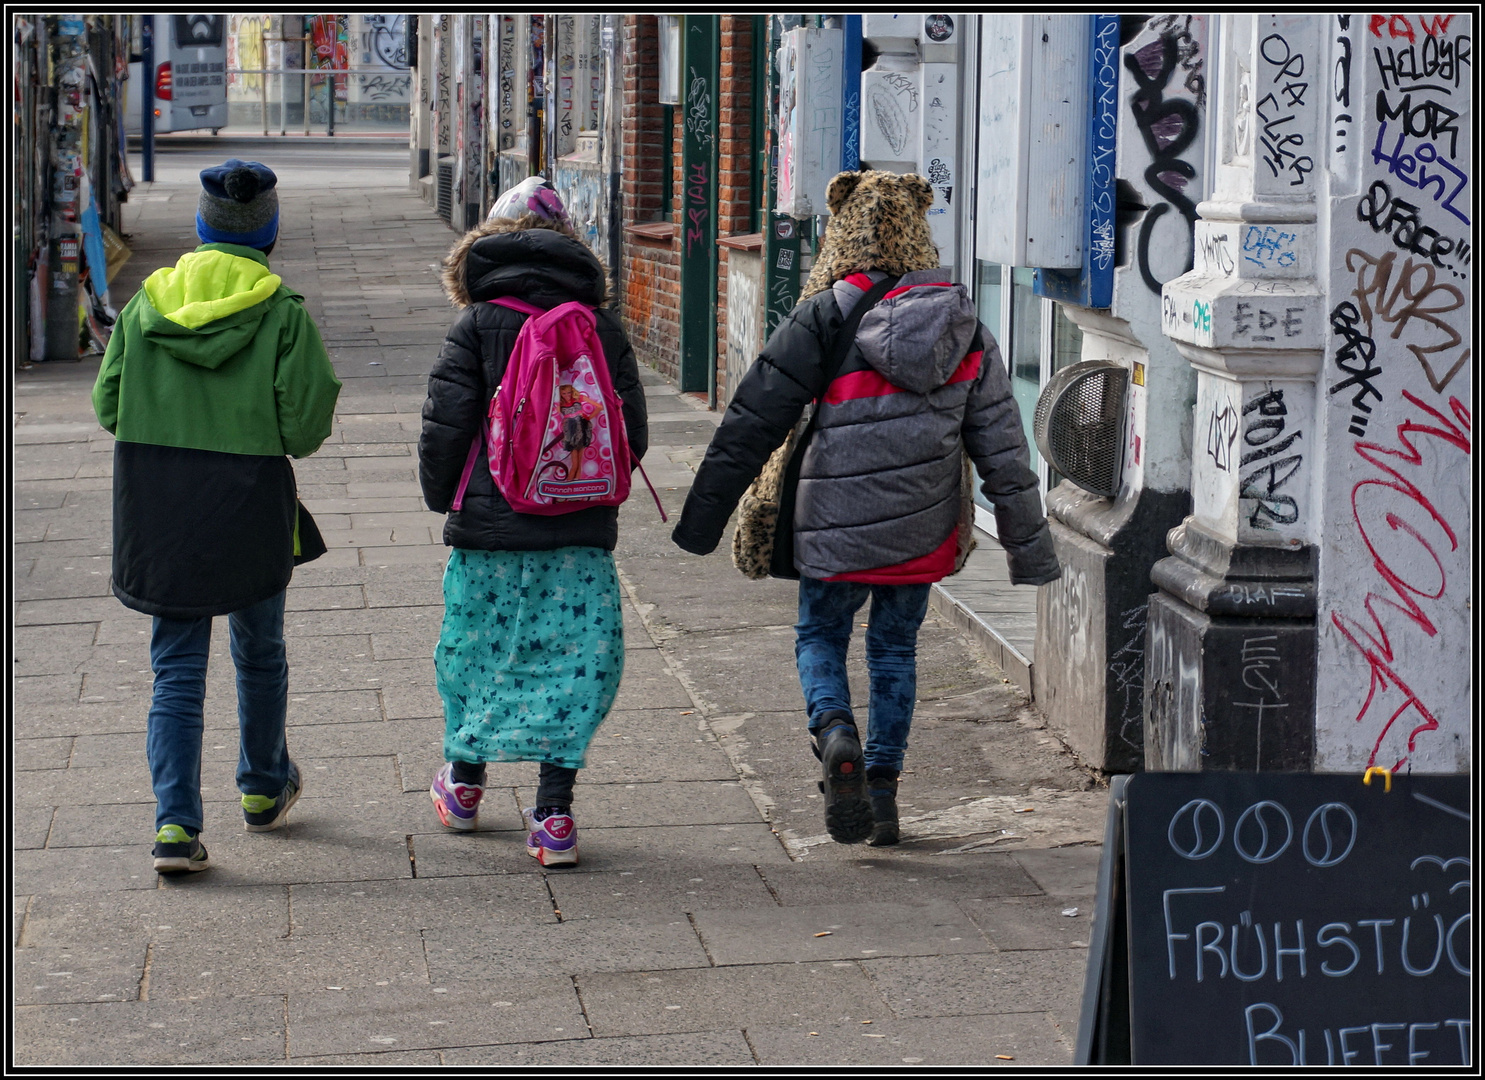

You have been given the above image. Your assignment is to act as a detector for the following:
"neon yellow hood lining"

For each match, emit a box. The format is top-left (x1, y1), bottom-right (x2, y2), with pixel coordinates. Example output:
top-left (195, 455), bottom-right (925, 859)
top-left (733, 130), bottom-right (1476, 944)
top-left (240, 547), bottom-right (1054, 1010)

top-left (143, 249), bottom-right (283, 330)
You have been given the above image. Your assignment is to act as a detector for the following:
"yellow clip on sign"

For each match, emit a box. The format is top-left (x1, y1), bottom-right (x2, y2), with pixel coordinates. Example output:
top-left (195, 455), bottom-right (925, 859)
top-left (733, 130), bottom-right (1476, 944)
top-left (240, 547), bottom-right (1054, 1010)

top-left (1362, 766), bottom-right (1393, 792)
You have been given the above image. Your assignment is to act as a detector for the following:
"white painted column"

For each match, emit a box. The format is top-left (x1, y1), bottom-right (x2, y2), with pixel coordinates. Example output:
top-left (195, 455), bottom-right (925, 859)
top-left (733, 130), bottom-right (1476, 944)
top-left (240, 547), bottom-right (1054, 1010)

top-left (1312, 13), bottom-right (1472, 774)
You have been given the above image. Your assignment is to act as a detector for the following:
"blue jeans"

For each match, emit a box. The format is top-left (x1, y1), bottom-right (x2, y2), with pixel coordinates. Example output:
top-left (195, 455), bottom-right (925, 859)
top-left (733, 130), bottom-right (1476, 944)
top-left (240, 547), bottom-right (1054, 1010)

top-left (794, 577), bottom-right (932, 775)
top-left (146, 591), bottom-right (290, 833)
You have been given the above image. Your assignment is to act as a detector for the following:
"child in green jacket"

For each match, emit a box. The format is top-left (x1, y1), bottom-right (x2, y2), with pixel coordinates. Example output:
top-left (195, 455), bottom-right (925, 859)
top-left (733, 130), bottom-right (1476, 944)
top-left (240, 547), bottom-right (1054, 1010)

top-left (92, 159), bottom-right (341, 874)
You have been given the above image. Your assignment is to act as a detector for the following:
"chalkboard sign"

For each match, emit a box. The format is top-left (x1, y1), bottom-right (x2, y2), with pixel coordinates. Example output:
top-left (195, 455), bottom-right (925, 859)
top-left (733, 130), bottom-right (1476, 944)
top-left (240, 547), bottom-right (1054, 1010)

top-left (1078, 772), bottom-right (1472, 1066)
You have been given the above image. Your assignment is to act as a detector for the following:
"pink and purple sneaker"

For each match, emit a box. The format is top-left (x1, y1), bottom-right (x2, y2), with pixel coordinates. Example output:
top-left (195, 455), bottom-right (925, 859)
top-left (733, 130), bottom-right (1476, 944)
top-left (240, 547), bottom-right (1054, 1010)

top-left (522, 806), bottom-right (578, 867)
top-left (430, 763), bottom-right (483, 831)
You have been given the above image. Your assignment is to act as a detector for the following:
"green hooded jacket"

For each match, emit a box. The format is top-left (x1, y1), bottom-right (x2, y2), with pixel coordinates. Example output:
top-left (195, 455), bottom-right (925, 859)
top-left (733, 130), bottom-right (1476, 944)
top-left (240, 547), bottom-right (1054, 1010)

top-left (93, 243), bottom-right (341, 619)
top-left (93, 243), bottom-right (340, 457)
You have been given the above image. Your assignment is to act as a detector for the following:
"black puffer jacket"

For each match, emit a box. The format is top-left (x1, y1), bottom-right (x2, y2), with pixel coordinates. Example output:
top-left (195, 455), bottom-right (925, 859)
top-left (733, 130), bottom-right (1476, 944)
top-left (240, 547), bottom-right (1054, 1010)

top-left (672, 271), bottom-right (1060, 585)
top-left (419, 226), bottom-right (647, 551)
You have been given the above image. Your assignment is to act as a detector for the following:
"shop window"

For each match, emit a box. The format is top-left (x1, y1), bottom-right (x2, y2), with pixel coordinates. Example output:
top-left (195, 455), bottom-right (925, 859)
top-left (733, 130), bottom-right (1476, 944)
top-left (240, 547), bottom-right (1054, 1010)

top-left (970, 260), bottom-right (1086, 529)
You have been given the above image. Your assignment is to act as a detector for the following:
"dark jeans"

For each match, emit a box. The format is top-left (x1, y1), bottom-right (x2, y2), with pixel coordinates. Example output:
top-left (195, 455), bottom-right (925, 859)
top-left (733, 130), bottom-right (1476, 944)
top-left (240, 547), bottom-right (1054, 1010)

top-left (146, 591), bottom-right (290, 833)
top-left (794, 577), bottom-right (932, 774)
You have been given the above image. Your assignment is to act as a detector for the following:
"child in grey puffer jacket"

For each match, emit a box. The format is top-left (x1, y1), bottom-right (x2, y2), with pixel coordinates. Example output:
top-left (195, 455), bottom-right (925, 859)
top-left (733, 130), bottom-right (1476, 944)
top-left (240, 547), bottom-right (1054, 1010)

top-left (672, 170), bottom-right (1060, 847)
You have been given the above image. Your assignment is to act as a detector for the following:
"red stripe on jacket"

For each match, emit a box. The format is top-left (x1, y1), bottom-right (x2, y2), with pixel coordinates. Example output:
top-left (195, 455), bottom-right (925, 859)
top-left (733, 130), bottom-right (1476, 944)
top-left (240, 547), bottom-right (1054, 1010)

top-left (823, 525), bottom-right (959, 584)
top-left (823, 351), bottom-right (983, 405)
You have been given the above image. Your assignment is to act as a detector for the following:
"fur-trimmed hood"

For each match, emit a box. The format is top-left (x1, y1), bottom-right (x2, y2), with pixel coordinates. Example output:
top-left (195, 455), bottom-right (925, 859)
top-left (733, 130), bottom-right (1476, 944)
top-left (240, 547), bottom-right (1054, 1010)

top-left (440, 216), bottom-right (609, 309)
top-left (799, 170), bottom-right (941, 301)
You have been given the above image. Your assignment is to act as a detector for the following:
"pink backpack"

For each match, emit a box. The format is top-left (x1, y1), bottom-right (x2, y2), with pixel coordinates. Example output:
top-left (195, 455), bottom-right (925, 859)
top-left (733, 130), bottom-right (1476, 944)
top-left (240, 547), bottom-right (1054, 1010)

top-left (451, 297), bottom-right (665, 519)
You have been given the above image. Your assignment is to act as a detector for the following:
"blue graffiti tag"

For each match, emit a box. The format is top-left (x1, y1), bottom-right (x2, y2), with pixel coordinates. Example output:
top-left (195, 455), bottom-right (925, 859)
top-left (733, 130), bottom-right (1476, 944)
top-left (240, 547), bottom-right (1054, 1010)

top-left (1371, 121), bottom-right (1471, 226)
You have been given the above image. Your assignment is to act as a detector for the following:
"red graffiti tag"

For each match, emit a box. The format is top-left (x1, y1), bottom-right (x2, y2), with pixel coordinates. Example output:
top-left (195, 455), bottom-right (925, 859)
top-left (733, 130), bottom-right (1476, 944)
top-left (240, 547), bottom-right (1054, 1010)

top-left (1330, 391), bottom-right (1471, 771)
top-left (1370, 13), bottom-right (1456, 39)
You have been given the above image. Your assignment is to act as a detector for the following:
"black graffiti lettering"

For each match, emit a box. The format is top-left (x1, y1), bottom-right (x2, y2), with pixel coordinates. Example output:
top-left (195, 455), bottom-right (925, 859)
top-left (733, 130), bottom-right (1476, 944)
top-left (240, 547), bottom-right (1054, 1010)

top-left (1327, 302), bottom-right (1382, 437)
top-left (1127, 33), bottom-right (1201, 294)
top-left (1372, 34), bottom-right (1471, 93)
top-left (1234, 301), bottom-right (1253, 336)
top-left (1241, 457), bottom-right (1304, 527)
top-left (1375, 91), bottom-right (1460, 157)
top-left (1260, 34), bottom-right (1305, 83)
top-left (1335, 20), bottom-right (1353, 108)
top-left (1241, 429), bottom-right (1303, 467)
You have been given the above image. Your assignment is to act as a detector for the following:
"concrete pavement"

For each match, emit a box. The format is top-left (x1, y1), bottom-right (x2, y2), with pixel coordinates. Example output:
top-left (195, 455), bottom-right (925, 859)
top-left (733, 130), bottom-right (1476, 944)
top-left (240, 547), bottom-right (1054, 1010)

top-left (12, 142), bottom-right (1106, 1067)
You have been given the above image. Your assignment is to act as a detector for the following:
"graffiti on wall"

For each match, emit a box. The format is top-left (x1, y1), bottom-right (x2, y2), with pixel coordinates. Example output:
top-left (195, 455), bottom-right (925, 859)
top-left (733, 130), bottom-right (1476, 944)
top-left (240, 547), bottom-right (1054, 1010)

top-left (363, 13), bottom-right (407, 69)
top-left (723, 254), bottom-right (762, 406)
top-left (1121, 15), bottom-right (1209, 294)
top-left (1320, 12), bottom-right (1472, 774)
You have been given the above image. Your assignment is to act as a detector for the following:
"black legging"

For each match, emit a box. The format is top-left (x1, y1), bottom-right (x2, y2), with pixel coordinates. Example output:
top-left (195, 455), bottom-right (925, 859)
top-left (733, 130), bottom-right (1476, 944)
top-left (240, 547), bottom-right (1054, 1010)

top-left (451, 760), bottom-right (577, 808)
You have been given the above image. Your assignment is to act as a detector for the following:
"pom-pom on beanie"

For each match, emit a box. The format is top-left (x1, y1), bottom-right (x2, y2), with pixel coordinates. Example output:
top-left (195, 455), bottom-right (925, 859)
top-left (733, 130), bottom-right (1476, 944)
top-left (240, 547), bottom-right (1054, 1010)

top-left (197, 159), bottom-right (280, 249)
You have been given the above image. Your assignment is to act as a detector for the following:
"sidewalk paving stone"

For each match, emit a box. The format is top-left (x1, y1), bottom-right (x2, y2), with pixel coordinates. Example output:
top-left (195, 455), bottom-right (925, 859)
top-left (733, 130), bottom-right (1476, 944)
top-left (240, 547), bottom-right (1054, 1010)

top-left (13, 996), bottom-right (287, 1066)
top-left (14, 808), bottom-right (54, 851)
top-left (145, 932), bottom-right (431, 1000)
top-left (958, 895), bottom-right (1096, 951)
top-left (20, 886), bottom-right (290, 948)
top-left (545, 865), bottom-right (778, 921)
top-left (441, 1031), bottom-right (756, 1067)
top-left (285, 979), bottom-right (585, 1058)
top-left (757, 855), bottom-right (1044, 907)
top-left (744, 1013), bottom-right (1070, 1066)
top-left (1009, 846), bottom-right (1101, 897)
top-left (576, 963), bottom-right (885, 1037)
top-left (424, 915), bottom-right (709, 980)
top-left (692, 900), bottom-right (992, 966)
top-left (13, 943), bottom-right (148, 1005)
top-left (289, 876), bottom-right (556, 936)
top-left (860, 950), bottom-right (1086, 1020)
top-left (13, 736), bottom-right (74, 771)
top-left (14, 847), bottom-right (160, 895)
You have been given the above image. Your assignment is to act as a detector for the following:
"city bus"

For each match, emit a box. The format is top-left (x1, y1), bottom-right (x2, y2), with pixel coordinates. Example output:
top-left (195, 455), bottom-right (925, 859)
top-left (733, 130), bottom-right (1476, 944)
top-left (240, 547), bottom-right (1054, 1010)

top-left (124, 14), bottom-right (229, 135)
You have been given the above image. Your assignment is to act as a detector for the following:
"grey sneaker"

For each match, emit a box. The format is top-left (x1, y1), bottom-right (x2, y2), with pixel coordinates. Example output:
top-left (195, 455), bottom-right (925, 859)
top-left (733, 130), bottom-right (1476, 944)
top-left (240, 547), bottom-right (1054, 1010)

top-left (242, 762), bottom-right (303, 832)
top-left (153, 825), bottom-right (210, 874)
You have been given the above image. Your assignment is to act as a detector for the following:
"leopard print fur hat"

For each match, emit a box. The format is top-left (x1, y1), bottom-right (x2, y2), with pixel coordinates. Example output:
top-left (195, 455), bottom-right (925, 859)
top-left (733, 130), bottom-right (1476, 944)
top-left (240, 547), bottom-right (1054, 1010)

top-left (798, 170), bottom-right (941, 301)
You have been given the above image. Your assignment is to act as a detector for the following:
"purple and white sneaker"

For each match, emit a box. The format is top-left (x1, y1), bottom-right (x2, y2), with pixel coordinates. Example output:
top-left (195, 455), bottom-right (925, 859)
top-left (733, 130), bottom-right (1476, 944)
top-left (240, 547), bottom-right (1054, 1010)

top-left (522, 806), bottom-right (578, 867)
top-left (431, 763), bottom-right (482, 831)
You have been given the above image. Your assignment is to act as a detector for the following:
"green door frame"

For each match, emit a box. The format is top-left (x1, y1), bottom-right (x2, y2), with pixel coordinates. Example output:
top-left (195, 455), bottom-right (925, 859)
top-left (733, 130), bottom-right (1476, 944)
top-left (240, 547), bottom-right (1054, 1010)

top-left (678, 14), bottom-right (719, 399)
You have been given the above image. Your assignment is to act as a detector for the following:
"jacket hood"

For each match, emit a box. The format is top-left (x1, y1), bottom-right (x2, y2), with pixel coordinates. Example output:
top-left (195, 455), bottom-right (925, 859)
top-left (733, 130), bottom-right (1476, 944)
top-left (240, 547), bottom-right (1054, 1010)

top-left (838, 269), bottom-right (979, 394)
top-left (441, 217), bottom-right (609, 309)
top-left (138, 244), bottom-right (284, 369)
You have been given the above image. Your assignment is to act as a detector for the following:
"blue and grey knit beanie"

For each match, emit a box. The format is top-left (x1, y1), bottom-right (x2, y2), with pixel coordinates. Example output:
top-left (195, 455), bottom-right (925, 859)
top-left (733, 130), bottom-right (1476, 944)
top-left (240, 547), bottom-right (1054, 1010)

top-left (197, 159), bottom-right (279, 249)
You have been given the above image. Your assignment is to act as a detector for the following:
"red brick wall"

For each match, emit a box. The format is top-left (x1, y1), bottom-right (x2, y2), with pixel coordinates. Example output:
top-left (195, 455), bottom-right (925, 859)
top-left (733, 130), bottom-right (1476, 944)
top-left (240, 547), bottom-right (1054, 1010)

top-left (619, 15), bottom-right (680, 381)
top-left (619, 16), bottom-right (757, 400)
top-left (714, 16), bottom-right (756, 400)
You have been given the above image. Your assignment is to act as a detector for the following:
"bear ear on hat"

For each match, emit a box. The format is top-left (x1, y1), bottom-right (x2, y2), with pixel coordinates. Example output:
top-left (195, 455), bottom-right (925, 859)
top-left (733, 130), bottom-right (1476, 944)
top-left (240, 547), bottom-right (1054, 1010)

top-left (901, 173), bottom-right (934, 214)
top-left (826, 171), bottom-right (864, 216)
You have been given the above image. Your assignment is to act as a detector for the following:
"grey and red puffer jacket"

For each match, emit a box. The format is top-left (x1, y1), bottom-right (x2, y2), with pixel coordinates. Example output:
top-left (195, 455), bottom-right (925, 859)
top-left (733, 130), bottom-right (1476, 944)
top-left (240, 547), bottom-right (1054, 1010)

top-left (673, 268), bottom-right (1061, 585)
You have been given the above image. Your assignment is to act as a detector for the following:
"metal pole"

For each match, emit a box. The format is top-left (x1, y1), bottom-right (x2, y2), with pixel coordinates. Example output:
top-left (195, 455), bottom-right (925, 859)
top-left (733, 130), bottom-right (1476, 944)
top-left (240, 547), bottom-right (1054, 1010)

top-left (302, 37), bottom-right (310, 136)
top-left (279, 31), bottom-right (287, 136)
top-left (260, 28), bottom-right (268, 135)
top-left (326, 15), bottom-right (336, 137)
top-left (140, 15), bottom-right (154, 182)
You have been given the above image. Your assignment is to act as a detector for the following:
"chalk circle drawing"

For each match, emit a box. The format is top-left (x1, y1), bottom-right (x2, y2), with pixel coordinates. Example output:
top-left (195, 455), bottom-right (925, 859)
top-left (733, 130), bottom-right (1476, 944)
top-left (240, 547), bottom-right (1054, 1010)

top-left (1233, 800), bottom-right (1294, 864)
top-left (1169, 798), bottom-right (1225, 860)
top-left (1302, 802), bottom-right (1359, 867)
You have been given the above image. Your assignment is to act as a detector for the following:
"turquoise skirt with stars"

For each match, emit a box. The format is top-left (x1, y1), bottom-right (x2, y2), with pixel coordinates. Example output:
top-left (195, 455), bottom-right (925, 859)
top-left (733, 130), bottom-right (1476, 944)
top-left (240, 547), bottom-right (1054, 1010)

top-left (435, 546), bottom-right (624, 770)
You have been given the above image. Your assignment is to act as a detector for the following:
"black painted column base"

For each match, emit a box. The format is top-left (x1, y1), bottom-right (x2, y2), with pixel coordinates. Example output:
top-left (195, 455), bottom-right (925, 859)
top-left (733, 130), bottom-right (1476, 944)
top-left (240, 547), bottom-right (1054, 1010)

top-left (1036, 484), bottom-right (1190, 774)
top-left (1143, 520), bottom-right (1316, 772)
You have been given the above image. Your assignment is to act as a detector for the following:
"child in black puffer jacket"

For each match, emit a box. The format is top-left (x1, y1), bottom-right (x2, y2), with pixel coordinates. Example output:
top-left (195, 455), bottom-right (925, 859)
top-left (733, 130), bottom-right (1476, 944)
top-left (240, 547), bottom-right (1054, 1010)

top-left (419, 178), bottom-right (648, 866)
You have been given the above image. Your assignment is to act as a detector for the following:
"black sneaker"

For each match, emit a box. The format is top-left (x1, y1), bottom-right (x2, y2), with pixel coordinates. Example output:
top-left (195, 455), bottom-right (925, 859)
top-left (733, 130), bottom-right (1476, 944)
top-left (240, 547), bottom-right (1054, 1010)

top-left (153, 825), bottom-right (210, 874)
top-left (866, 777), bottom-right (900, 847)
top-left (242, 761), bottom-right (303, 832)
top-left (814, 716), bottom-right (872, 844)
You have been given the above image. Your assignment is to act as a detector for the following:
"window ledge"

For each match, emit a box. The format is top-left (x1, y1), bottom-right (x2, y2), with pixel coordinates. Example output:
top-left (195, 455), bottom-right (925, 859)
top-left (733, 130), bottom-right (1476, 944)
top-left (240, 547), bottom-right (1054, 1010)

top-left (625, 221), bottom-right (677, 243)
top-left (717, 232), bottom-right (763, 251)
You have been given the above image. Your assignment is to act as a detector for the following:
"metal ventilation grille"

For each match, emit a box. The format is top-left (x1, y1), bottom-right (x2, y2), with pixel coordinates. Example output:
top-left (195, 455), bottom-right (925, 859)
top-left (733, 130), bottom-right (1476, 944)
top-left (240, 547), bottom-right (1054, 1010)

top-left (1033, 360), bottom-right (1129, 498)
top-left (436, 159), bottom-right (453, 223)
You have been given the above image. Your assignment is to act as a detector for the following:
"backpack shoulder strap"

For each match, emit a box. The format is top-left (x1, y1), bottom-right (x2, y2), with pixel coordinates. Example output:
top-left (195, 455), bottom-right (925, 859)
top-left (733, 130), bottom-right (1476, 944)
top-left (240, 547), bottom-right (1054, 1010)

top-left (489, 296), bottom-right (545, 316)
